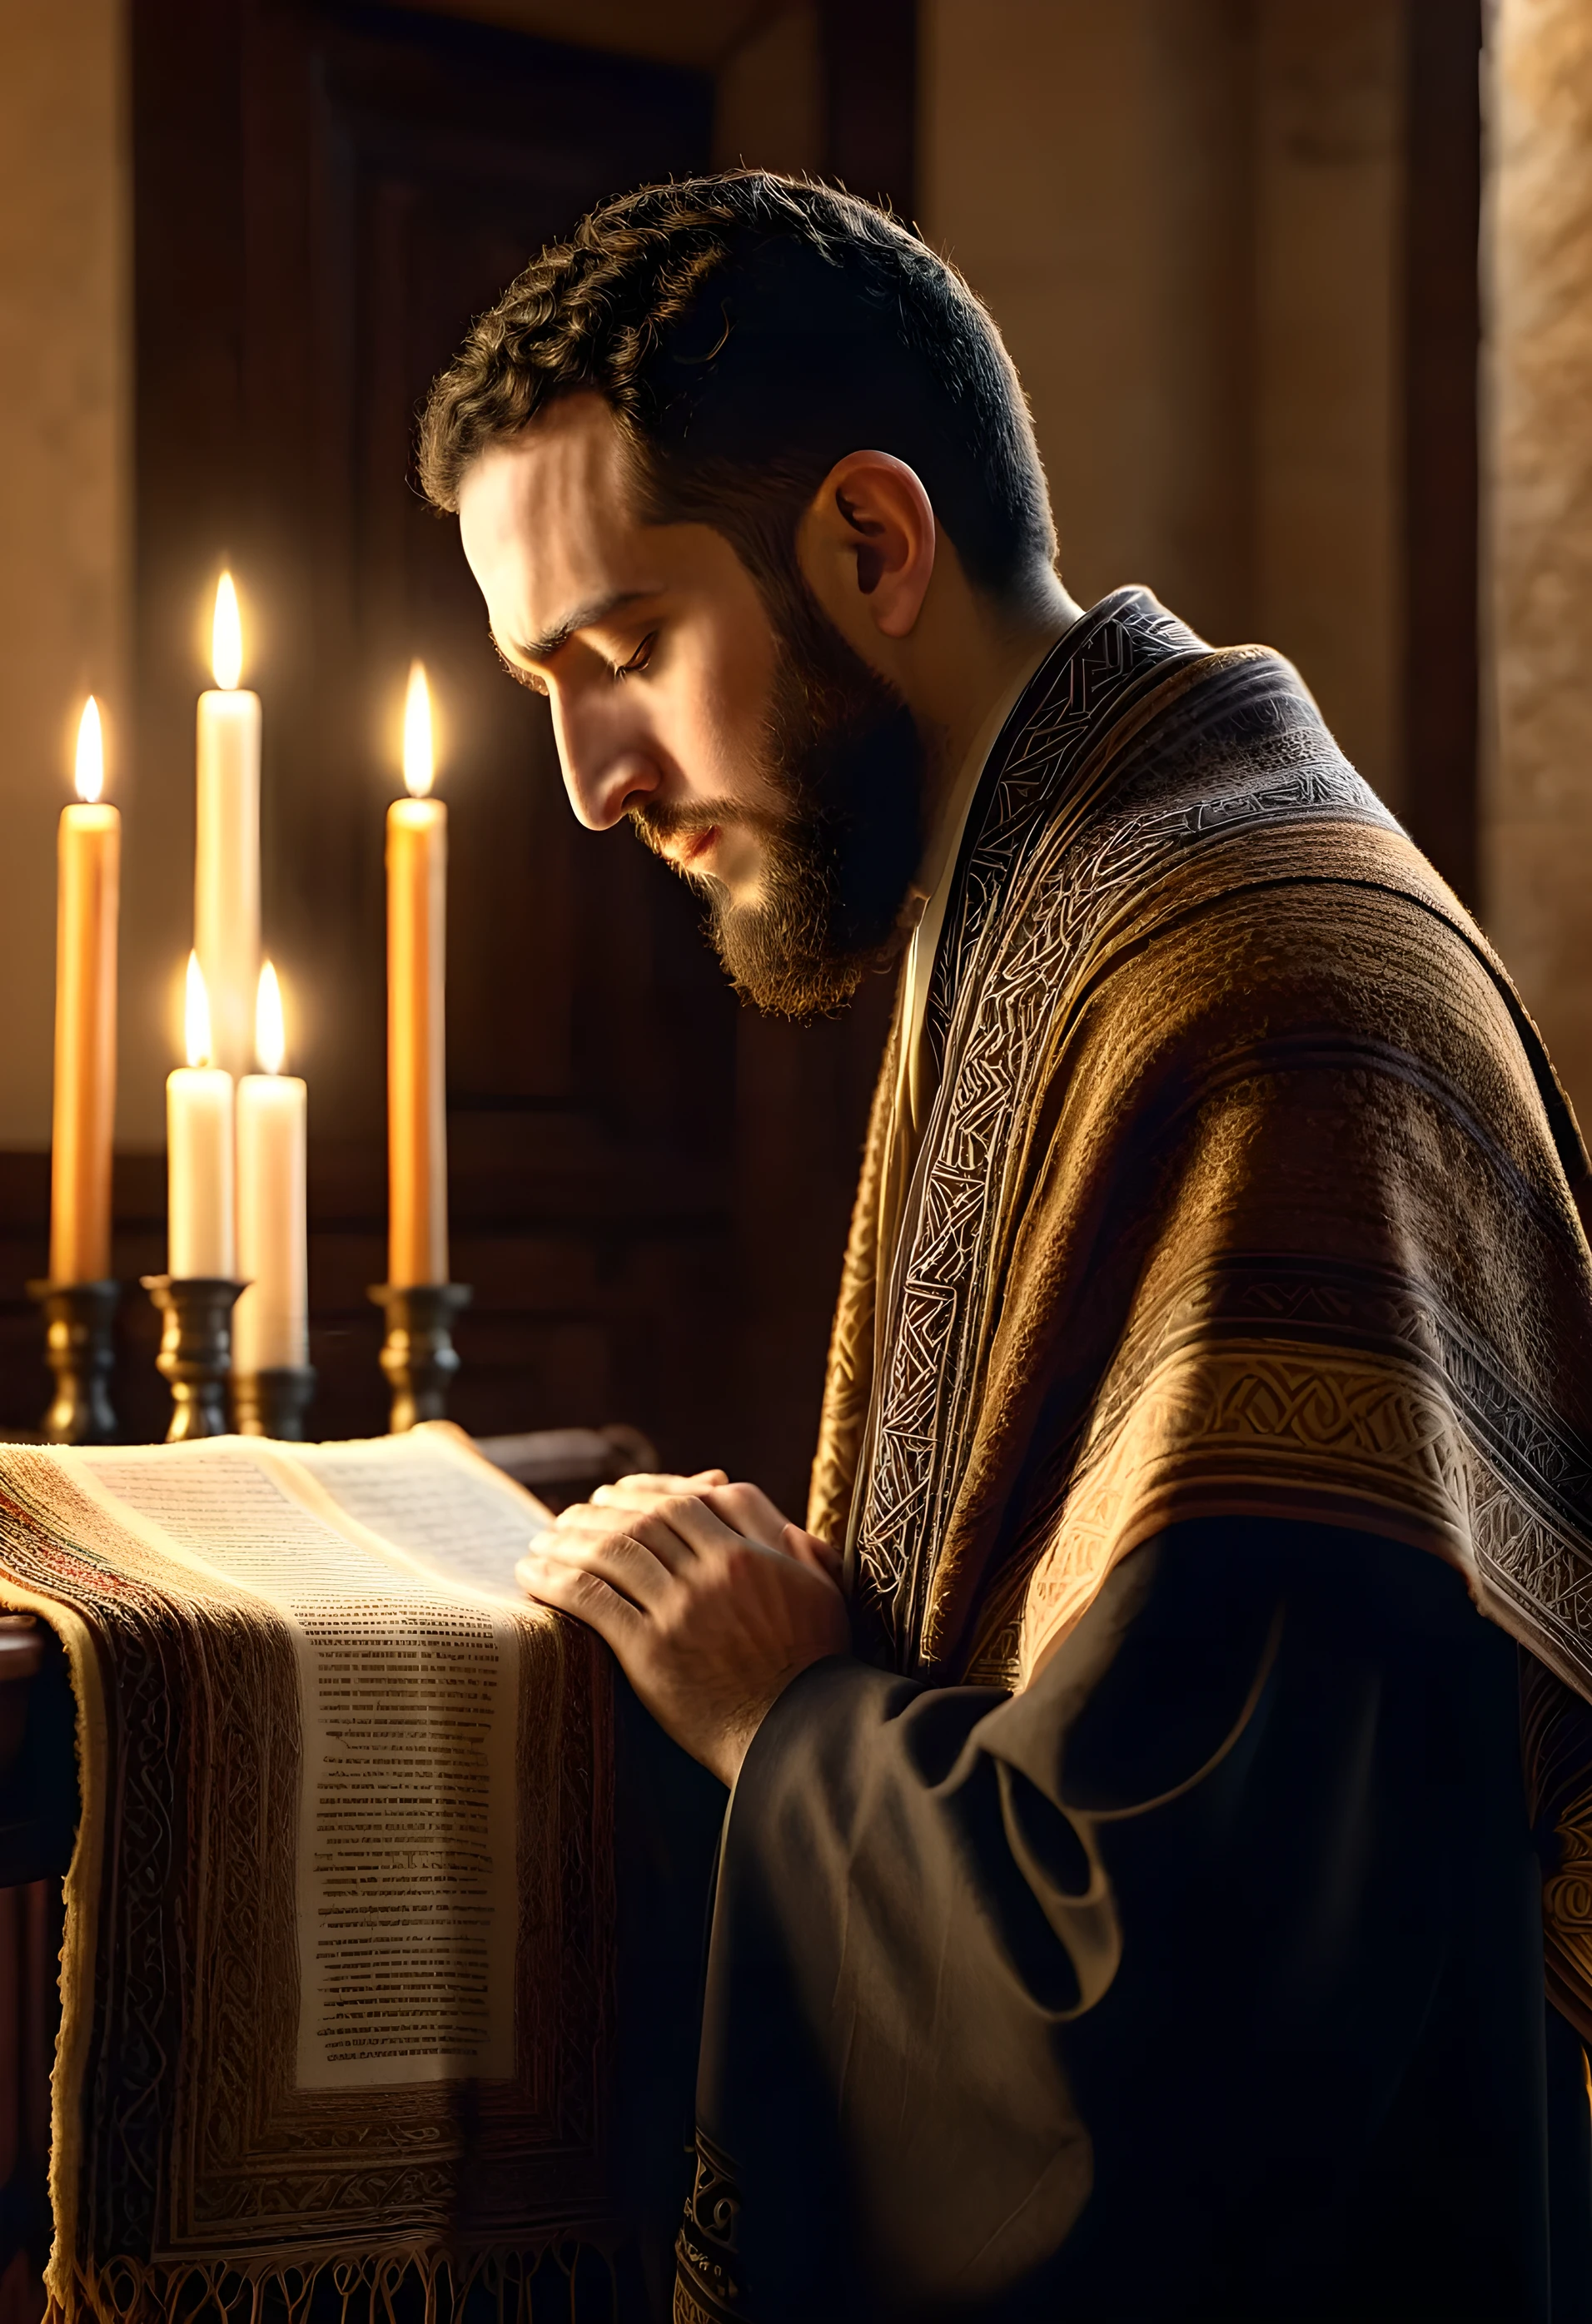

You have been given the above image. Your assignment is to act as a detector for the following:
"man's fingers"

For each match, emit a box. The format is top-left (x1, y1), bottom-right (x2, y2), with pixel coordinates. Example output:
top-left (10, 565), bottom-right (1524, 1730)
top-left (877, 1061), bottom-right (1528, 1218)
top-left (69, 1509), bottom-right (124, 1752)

top-left (548, 1483), bottom-right (829, 1611)
top-left (529, 1525), bottom-right (683, 1607)
top-left (590, 1475), bottom-right (795, 1555)
top-left (607, 1478), bottom-right (792, 1544)
top-left (557, 1492), bottom-right (750, 1565)
top-left (515, 1547), bottom-right (648, 1648)
top-left (587, 1482), bottom-right (701, 1519)
top-left (696, 1482), bottom-right (796, 1551)
top-left (550, 1503), bottom-right (699, 1573)
top-left (782, 1522), bottom-right (843, 1582)
top-left (599, 1469), bottom-right (727, 1501)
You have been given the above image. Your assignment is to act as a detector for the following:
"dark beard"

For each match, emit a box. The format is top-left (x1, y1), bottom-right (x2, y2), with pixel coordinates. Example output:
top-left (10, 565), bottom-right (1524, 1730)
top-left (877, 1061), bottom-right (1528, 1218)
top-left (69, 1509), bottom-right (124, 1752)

top-left (631, 596), bottom-right (924, 1020)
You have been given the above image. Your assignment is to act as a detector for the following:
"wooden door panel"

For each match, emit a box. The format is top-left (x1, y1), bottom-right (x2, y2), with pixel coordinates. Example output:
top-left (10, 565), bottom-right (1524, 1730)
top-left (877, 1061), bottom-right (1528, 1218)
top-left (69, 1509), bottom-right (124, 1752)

top-left (133, 0), bottom-right (738, 1448)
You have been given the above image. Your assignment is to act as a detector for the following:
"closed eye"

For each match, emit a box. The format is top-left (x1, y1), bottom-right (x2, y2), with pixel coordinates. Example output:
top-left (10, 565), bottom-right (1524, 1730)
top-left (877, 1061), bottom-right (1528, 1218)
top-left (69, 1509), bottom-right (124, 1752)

top-left (614, 633), bottom-right (657, 680)
top-left (495, 641), bottom-right (548, 696)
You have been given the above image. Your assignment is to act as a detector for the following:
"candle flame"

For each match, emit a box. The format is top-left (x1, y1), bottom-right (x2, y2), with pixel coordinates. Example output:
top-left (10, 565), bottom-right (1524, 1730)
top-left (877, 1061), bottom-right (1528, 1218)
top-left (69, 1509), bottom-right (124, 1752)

top-left (211, 572), bottom-right (243, 691)
top-left (402, 660), bottom-right (434, 797)
top-left (256, 960), bottom-right (286, 1075)
top-left (185, 951), bottom-right (214, 1070)
top-left (74, 696), bottom-right (104, 803)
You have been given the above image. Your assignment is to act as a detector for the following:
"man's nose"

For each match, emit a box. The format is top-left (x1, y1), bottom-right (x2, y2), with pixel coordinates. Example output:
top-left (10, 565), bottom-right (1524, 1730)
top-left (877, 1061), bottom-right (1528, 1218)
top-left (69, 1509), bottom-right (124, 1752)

top-left (551, 699), bottom-right (662, 831)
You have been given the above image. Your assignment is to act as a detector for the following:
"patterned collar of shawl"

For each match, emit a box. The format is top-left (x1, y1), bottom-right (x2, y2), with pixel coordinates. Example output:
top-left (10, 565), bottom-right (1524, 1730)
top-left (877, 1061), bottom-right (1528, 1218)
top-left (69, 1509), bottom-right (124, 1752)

top-left (808, 588), bottom-right (1592, 1729)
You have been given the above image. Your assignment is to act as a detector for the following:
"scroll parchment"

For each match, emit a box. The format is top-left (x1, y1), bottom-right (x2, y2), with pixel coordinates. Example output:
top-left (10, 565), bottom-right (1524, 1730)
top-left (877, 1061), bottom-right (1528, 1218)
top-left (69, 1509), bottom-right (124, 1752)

top-left (72, 1441), bottom-right (520, 2090)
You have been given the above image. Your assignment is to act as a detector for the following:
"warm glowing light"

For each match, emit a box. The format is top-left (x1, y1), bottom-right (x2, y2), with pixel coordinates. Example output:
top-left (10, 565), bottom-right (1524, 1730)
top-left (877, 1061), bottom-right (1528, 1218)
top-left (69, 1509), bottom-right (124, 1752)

top-left (185, 951), bottom-right (214, 1070)
top-left (256, 960), bottom-right (286, 1075)
top-left (211, 572), bottom-right (243, 691)
top-left (402, 660), bottom-right (434, 797)
top-left (74, 697), bottom-right (104, 803)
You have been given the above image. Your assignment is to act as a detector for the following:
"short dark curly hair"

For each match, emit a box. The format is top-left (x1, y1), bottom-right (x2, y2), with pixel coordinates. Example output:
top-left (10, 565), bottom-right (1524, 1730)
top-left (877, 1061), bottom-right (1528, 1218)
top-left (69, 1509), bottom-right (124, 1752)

top-left (417, 171), bottom-right (1056, 606)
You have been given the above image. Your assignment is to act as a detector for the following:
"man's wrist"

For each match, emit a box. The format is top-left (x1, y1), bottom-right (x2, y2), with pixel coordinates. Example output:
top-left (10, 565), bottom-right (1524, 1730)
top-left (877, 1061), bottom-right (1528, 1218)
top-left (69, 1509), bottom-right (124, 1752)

top-left (713, 1690), bottom-right (787, 1789)
top-left (714, 1649), bottom-right (850, 1787)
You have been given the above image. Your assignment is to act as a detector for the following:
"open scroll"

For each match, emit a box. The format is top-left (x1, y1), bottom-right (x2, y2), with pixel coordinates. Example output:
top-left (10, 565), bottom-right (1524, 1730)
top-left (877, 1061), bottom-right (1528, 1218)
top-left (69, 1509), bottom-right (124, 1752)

top-left (0, 1422), bottom-right (614, 2323)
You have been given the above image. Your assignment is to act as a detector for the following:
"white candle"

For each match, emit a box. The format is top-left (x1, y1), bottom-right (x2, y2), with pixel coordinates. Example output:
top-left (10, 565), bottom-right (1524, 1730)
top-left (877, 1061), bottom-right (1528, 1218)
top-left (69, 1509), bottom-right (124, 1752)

top-left (195, 573), bottom-right (261, 1082)
top-left (49, 699), bottom-right (120, 1284)
top-left (387, 662), bottom-right (449, 1286)
top-left (235, 962), bottom-right (308, 1373)
top-left (167, 952), bottom-right (236, 1279)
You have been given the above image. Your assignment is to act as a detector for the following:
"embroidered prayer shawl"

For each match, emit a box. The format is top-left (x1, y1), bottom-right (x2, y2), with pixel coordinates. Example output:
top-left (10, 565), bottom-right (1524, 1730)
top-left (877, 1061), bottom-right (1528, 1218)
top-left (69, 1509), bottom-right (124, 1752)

top-left (809, 588), bottom-right (1592, 2014)
top-left (0, 1443), bottom-right (613, 2324)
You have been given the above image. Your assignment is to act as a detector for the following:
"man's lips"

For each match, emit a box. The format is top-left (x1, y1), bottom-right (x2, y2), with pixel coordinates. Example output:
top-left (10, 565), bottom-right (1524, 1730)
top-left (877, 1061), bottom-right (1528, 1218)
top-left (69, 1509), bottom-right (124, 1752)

top-left (669, 827), bottom-right (718, 871)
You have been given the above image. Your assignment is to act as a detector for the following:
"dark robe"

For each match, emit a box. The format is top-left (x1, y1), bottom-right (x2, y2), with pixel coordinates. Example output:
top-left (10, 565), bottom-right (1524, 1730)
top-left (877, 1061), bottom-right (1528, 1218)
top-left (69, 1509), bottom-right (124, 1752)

top-left (669, 593), bottom-right (1592, 2322)
top-left (684, 1522), bottom-right (1591, 2321)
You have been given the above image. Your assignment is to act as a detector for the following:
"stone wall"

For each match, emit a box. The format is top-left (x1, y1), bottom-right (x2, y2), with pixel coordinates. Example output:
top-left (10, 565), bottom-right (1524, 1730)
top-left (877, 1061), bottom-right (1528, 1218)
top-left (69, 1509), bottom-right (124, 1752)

top-left (714, 2), bottom-right (823, 176)
top-left (1252, 0), bottom-right (1405, 805)
top-left (919, 0), bottom-right (1256, 649)
top-left (1485, 0), bottom-right (1592, 1125)
top-left (0, 0), bottom-right (132, 1144)
top-left (918, 0), bottom-right (1408, 808)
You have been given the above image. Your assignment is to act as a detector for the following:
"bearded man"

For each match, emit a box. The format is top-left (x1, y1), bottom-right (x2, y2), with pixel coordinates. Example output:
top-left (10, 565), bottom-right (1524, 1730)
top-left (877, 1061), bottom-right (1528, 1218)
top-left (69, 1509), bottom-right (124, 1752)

top-left (420, 174), bottom-right (1592, 2322)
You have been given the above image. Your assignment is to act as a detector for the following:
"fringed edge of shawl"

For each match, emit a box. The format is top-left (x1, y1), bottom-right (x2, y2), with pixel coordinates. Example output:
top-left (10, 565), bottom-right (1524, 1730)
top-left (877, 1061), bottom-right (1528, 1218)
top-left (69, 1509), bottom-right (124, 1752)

top-left (45, 2237), bottom-right (627, 2324)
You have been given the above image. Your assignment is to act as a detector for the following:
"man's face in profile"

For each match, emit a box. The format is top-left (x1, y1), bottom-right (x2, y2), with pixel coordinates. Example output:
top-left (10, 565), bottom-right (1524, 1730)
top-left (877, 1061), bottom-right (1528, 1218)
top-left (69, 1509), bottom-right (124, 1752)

top-left (458, 391), bottom-right (921, 1016)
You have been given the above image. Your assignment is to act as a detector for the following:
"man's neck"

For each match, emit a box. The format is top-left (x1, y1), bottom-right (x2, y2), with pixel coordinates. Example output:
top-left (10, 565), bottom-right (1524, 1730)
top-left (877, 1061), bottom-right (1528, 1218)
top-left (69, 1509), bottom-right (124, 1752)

top-left (956, 583), bottom-right (1083, 758)
top-left (905, 569), bottom-right (1085, 901)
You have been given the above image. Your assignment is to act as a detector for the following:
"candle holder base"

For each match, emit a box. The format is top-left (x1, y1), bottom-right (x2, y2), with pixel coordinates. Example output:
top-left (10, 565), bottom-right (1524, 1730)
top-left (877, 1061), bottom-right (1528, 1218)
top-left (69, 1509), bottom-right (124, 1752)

top-left (27, 1280), bottom-right (119, 1445)
top-left (234, 1365), bottom-right (318, 1442)
top-left (369, 1284), bottom-right (471, 1433)
top-left (142, 1276), bottom-right (246, 1443)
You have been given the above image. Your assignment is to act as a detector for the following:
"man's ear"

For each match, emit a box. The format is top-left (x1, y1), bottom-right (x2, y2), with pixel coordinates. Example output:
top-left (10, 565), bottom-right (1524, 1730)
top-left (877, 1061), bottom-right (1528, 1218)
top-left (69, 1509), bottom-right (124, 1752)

top-left (796, 450), bottom-right (937, 646)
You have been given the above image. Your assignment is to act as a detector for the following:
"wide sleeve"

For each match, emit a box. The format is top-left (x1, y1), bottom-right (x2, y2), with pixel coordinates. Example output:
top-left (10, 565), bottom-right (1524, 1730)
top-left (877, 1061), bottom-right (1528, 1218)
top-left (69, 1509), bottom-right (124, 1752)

top-left (678, 1520), bottom-right (1550, 2324)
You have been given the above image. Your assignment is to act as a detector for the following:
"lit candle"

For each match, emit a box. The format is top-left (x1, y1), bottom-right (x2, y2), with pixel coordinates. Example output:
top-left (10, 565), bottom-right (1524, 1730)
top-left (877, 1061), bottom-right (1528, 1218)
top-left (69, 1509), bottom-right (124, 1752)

top-left (386, 660), bottom-right (448, 1286)
top-left (167, 952), bottom-right (236, 1279)
top-left (195, 572), bottom-right (261, 1080)
top-left (235, 962), bottom-right (308, 1374)
top-left (49, 698), bottom-right (120, 1284)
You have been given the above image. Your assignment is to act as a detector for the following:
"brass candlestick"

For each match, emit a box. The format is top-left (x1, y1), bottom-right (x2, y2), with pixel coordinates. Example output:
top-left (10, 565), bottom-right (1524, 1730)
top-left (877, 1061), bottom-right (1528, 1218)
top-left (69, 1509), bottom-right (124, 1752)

top-left (234, 1365), bottom-right (318, 1441)
top-left (368, 1283), bottom-right (471, 1433)
top-left (27, 1279), bottom-right (119, 1445)
top-left (142, 1275), bottom-right (245, 1443)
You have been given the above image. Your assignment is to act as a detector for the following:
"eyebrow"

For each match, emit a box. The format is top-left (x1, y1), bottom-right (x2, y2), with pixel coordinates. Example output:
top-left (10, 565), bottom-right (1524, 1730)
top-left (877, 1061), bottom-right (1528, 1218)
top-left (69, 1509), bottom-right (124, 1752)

top-left (500, 588), bottom-right (654, 668)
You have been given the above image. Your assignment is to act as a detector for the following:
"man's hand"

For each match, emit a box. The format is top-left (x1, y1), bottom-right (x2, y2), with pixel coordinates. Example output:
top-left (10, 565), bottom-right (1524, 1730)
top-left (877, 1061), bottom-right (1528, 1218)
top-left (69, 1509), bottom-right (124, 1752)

top-left (515, 1470), bottom-right (849, 1785)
